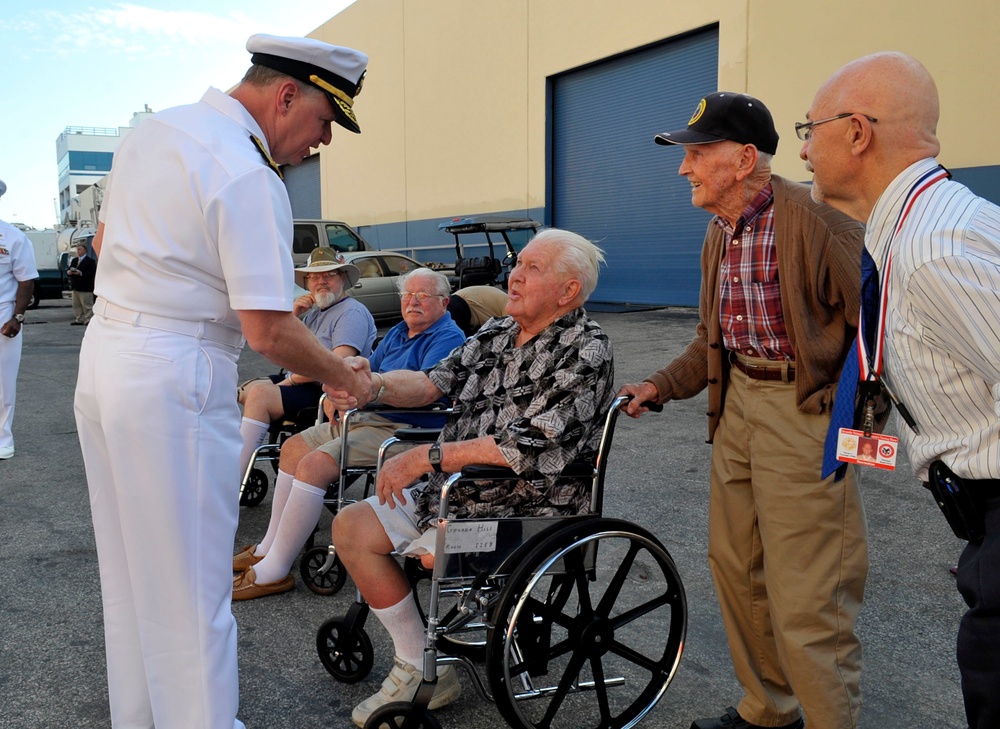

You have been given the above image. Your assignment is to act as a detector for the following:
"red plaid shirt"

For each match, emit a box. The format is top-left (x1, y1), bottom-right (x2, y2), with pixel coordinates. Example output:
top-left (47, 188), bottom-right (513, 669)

top-left (717, 183), bottom-right (794, 361)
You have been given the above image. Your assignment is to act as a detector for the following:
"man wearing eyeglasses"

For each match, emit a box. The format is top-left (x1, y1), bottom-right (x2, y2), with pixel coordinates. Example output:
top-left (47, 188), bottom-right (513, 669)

top-left (802, 52), bottom-right (1000, 729)
top-left (232, 267), bottom-right (464, 599)
top-left (617, 92), bottom-right (867, 729)
top-left (236, 247), bottom-right (376, 494)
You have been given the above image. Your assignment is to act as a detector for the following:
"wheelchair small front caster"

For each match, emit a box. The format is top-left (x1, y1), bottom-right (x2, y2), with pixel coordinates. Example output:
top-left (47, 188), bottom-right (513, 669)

top-left (316, 617), bottom-right (373, 683)
top-left (300, 546), bottom-right (347, 596)
top-left (239, 468), bottom-right (268, 507)
top-left (364, 702), bottom-right (441, 729)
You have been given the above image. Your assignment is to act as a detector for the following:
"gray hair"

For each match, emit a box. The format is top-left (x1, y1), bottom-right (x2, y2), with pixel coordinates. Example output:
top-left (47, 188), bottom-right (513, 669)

top-left (531, 228), bottom-right (605, 301)
top-left (397, 267), bottom-right (451, 297)
top-left (240, 64), bottom-right (326, 101)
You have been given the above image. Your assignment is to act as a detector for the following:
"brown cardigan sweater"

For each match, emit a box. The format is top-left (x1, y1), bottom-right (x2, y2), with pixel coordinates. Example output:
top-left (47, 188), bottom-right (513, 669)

top-left (645, 175), bottom-right (865, 443)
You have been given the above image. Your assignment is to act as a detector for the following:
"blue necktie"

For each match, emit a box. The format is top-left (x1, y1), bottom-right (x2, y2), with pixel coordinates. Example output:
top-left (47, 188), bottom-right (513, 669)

top-left (822, 249), bottom-right (879, 480)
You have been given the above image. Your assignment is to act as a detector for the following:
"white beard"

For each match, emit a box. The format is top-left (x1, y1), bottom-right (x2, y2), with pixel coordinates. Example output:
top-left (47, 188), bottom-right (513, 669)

top-left (314, 290), bottom-right (342, 309)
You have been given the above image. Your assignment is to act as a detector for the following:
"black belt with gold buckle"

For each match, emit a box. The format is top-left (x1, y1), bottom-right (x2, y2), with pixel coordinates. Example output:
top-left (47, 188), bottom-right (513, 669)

top-left (731, 357), bottom-right (795, 382)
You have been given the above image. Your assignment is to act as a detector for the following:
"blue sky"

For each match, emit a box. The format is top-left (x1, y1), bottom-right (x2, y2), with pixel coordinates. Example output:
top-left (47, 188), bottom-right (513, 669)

top-left (0, 1), bottom-right (357, 230)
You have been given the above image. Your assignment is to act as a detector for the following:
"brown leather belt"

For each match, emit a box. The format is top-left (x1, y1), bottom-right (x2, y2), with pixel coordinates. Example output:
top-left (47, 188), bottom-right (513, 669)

top-left (731, 357), bottom-right (796, 382)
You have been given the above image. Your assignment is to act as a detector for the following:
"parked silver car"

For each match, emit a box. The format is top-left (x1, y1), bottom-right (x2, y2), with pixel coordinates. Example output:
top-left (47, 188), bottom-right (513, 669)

top-left (294, 250), bottom-right (427, 322)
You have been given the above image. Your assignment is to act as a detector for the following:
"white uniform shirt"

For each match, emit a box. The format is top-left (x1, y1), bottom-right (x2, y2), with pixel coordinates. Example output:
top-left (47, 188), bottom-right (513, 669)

top-left (866, 157), bottom-right (1000, 481)
top-left (97, 87), bottom-right (296, 333)
top-left (0, 220), bottom-right (39, 304)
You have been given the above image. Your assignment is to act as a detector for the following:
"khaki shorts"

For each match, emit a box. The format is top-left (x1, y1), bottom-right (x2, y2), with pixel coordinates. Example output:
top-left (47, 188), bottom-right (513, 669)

top-left (299, 413), bottom-right (404, 468)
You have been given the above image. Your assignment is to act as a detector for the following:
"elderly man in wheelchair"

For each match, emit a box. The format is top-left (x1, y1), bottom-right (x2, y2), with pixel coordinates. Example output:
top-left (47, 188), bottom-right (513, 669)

top-left (326, 229), bottom-right (616, 727)
top-left (232, 268), bottom-right (466, 600)
top-left (236, 247), bottom-right (376, 485)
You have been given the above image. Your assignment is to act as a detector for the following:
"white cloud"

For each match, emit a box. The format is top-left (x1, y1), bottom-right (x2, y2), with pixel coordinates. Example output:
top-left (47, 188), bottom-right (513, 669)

top-left (33, 4), bottom-right (260, 58)
top-left (0, 0), bottom-right (356, 228)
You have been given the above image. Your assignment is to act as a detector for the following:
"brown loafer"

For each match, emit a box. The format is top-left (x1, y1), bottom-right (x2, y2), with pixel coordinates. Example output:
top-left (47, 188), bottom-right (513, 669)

top-left (232, 567), bottom-right (295, 601)
top-left (233, 544), bottom-right (264, 574)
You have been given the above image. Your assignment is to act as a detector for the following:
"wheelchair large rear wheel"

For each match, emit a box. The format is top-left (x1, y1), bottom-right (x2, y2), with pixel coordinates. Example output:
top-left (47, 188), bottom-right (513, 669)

top-left (487, 518), bottom-right (686, 729)
top-left (316, 617), bottom-right (374, 683)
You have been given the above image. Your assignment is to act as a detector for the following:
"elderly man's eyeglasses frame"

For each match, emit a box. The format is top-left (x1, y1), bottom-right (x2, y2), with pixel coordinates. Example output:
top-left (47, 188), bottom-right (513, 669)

top-left (398, 292), bottom-right (444, 303)
top-left (795, 113), bottom-right (878, 141)
top-left (305, 271), bottom-right (343, 281)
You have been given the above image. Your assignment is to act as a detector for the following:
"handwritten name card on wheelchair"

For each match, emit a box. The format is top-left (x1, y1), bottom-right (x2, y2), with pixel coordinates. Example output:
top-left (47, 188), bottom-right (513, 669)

top-left (444, 521), bottom-right (498, 553)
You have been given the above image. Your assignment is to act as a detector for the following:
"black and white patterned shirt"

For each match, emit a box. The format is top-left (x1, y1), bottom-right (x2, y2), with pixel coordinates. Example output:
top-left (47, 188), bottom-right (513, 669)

top-left (411, 308), bottom-right (614, 526)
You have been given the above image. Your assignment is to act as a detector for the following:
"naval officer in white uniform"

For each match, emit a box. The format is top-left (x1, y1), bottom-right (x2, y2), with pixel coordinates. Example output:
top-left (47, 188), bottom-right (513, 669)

top-left (0, 179), bottom-right (38, 461)
top-left (74, 34), bottom-right (371, 729)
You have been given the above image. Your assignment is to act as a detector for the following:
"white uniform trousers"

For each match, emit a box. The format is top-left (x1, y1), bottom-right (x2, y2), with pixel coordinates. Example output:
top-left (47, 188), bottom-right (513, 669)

top-left (75, 314), bottom-right (246, 729)
top-left (0, 301), bottom-right (22, 450)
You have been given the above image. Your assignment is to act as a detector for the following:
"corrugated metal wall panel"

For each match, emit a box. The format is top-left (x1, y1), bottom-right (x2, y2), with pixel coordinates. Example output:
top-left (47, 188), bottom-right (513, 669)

top-left (551, 26), bottom-right (719, 307)
top-left (283, 155), bottom-right (321, 219)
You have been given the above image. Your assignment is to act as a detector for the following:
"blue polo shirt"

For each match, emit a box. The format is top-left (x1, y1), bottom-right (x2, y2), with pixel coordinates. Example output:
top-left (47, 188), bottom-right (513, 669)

top-left (370, 312), bottom-right (465, 428)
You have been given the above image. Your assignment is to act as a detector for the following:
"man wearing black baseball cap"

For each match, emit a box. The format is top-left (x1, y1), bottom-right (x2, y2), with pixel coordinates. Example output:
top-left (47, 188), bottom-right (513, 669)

top-left (76, 34), bottom-right (371, 729)
top-left (619, 92), bottom-right (869, 729)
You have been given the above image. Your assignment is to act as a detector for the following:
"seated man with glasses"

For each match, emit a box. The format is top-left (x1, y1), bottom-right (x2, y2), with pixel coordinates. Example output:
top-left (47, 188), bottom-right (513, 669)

top-left (236, 247), bottom-right (377, 486)
top-left (233, 267), bottom-right (465, 599)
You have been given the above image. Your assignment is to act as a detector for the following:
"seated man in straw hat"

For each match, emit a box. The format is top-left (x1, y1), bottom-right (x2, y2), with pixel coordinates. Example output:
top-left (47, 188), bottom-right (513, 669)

top-left (236, 246), bottom-right (376, 489)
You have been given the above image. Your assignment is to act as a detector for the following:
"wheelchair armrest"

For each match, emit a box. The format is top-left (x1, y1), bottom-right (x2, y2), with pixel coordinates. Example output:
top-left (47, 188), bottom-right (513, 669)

top-left (392, 428), bottom-right (443, 442)
top-left (459, 465), bottom-right (518, 479)
top-left (363, 402), bottom-right (452, 414)
top-left (459, 461), bottom-right (594, 480)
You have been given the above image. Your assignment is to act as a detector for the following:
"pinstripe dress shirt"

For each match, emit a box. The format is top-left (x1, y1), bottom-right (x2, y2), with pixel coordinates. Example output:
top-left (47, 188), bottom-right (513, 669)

top-left (867, 158), bottom-right (1000, 481)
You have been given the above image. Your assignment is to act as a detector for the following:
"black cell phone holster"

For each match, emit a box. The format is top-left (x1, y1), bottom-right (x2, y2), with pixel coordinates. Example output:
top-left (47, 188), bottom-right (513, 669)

top-left (924, 460), bottom-right (985, 543)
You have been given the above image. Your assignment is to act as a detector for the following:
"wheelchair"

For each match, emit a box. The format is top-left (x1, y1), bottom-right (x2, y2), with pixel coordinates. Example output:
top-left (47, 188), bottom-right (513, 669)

top-left (238, 395), bottom-right (324, 507)
top-left (315, 395), bottom-right (687, 729)
top-left (298, 402), bottom-right (451, 596)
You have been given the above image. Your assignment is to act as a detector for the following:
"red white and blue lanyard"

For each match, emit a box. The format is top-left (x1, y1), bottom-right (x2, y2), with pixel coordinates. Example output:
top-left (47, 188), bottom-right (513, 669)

top-left (857, 165), bottom-right (951, 383)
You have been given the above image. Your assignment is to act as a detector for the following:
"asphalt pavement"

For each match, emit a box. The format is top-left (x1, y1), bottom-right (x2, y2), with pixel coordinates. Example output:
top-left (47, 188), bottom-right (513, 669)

top-left (0, 298), bottom-right (968, 728)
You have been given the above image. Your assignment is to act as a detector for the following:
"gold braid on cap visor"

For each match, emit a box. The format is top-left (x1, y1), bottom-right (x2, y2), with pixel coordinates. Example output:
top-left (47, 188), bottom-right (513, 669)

top-left (309, 74), bottom-right (356, 107)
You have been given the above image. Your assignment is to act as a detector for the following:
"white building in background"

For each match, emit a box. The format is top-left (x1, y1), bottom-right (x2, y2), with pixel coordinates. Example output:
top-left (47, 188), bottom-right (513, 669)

top-left (55, 106), bottom-right (154, 225)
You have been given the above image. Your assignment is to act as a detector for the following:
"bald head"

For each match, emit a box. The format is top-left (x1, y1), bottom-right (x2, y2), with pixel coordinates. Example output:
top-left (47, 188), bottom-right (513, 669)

top-left (802, 52), bottom-right (942, 221)
top-left (818, 51), bottom-right (940, 161)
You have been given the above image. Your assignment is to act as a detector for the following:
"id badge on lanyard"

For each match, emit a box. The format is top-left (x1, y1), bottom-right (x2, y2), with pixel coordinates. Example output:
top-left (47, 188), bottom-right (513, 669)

top-left (836, 165), bottom-right (950, 470)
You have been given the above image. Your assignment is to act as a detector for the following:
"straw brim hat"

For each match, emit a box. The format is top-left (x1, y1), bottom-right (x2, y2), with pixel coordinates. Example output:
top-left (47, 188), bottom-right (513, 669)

top-left (294, 260), bottom-right (361, 289)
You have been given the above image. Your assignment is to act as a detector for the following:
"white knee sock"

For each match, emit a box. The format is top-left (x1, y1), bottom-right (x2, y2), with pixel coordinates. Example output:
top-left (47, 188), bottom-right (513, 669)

top-left (256, 469), bottom-right (294, 555)
top-left (372, 593), bottom-right (426, 668)
top-left (238, 417), bottom-right (270, 481)
top-left (252, 479), bottom-right (326, 584)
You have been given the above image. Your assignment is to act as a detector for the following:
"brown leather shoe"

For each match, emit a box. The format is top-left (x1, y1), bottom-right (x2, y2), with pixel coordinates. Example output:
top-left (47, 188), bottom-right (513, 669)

top-left (232, 567), bottom-right (295, 601)
top-left (233, 544), bottom-right (264, 574)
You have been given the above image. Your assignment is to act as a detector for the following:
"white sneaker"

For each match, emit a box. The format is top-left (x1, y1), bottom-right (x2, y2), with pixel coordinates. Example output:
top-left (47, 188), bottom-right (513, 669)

top-left (351, 656), bottom-right (461, 727)
top-left (0, 446), bottom-right (13, 460)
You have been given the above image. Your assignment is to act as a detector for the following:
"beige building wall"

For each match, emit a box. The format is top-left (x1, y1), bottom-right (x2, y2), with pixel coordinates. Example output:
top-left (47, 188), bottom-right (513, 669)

top-left (311, 0), bottom-right (1000, 229)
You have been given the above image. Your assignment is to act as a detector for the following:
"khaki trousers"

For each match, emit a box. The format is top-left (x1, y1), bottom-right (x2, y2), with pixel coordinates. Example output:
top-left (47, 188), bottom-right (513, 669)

top-left (709, 368), bottom-right (868, 729)
top-left (72, 290), bottom-right (95, 323)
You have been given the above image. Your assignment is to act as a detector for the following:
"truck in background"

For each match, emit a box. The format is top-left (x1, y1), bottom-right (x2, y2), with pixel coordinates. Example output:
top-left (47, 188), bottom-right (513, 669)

top-left (20, 226), bottom-right (61, 309)
top-left (19, 224), bottom-right (97, 309)
top-left (291, 220), bottom-right (372, 266)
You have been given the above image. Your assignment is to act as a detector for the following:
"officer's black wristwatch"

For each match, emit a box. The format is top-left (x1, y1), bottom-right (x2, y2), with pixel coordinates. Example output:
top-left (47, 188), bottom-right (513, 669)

top-left (428, 443), bottom-right (443, 473)
top-left (13, 314), bottom-right (24, 324)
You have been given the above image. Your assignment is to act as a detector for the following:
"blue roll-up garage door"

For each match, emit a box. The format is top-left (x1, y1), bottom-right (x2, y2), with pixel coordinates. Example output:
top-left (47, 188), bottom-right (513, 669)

top-left (551, 26), bottom-right (719, 307)
top-left (283, 154), bottom-right (321, 219)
